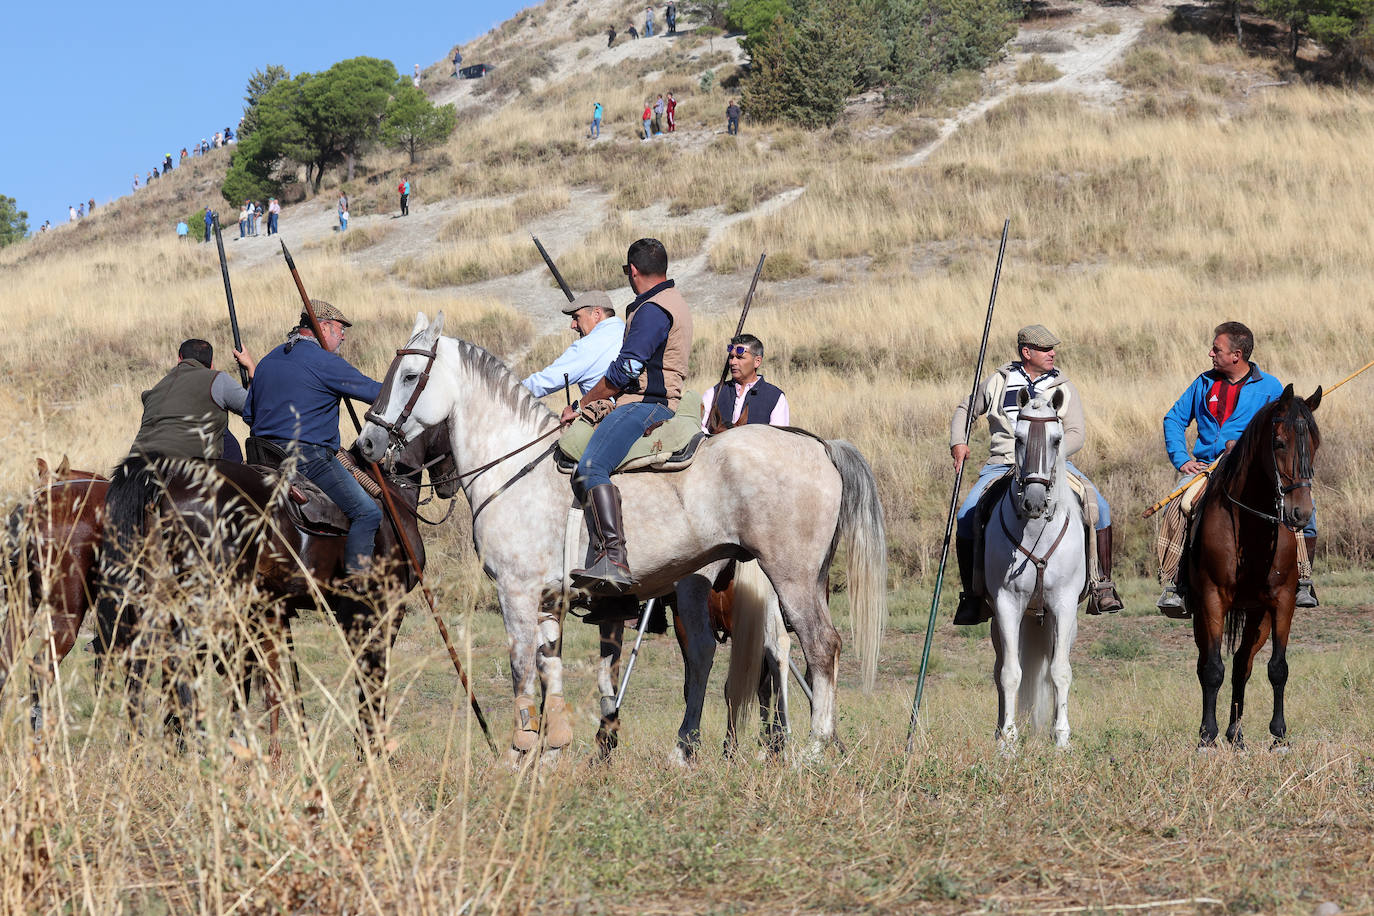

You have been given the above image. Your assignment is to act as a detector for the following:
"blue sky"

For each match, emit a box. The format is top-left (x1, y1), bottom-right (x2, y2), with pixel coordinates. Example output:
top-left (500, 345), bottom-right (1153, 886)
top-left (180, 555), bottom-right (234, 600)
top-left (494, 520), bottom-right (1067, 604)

top-left (0, 0), bottom-right (531, 232)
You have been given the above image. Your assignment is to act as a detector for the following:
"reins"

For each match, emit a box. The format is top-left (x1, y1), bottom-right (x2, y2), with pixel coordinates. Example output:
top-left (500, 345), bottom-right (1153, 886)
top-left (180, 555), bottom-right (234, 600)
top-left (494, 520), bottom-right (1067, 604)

top-left (1219, 416), bottom-right (1313, 531)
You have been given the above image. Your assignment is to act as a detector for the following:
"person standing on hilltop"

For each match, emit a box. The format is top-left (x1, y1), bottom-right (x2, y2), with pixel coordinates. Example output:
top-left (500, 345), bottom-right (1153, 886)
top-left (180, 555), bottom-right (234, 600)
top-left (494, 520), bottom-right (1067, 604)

top-left (338, 192), bottom-right (349, 232)
top-left (133, 174), bottom-right (140, 191)
top-left (607, 25), bottom-right (617, 47)
top-left (412, 64), bottom-right (421, 88)
top-left (653, 95), bottom-right (666, 135)
top-left (645, 5), bottom-right (655, 36)
top-left (88, 198), bottom-right (96, 214)
top-left (665, 92), bottom-right (677, 132)
top-left (726, 99), bottom-right (741, 135)
top-left (77, 203), bottom-right (85, 218)
top-left (591, 101), bottom-right (603, 139)
top-left (398, 178), bottom-right (410, 216)
top-left (69, 205), bottom-right (77, 222)
top-left (641, 102), bottom-right (652, 140)
top-left (203, 206), bottom-right (214, 243)
top-left (666, 1), bottom-right (677, 34)
top-left (267, 197), bottom-right (280, 235)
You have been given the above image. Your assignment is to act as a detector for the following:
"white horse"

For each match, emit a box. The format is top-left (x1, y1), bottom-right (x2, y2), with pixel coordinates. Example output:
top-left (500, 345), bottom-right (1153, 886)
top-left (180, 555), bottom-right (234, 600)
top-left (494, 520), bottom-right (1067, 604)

top-left (357, 313), bottom-right (887, 764)
top-left (981, 391), bottom-right (1085, 750)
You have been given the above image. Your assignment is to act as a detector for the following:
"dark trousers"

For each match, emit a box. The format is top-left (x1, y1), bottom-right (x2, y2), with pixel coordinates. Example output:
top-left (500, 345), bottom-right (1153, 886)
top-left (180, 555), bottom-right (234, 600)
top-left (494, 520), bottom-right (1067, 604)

top-left (400, 193), bottom-right (409, 216)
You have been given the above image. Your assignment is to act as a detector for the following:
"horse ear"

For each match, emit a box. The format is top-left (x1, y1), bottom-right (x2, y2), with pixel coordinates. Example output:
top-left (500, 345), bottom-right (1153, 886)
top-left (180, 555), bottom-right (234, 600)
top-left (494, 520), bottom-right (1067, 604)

top-left (1017, 388), bottom-right (1031, 409)
top-left (57, 455), bottom-right (70, 477)
top-left (1306, 386), bottom-right (1322, 412)
top-left (1050, 388), bottom-right (1066, 411)
top-left (36, 457), bottom-right (50, 483)
top-left (429, 311), bottom-right (445, 340)
top-left (1280, 382), bottom-right (1294, 403)
top-left (410, 312), bottom-right (429, 339)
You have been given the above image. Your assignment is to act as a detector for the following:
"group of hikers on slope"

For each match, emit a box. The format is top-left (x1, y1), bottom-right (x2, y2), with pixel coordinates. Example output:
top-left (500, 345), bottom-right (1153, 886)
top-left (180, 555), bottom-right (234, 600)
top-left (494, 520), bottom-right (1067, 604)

top-left (101, 238), bottom-right (1318, 630)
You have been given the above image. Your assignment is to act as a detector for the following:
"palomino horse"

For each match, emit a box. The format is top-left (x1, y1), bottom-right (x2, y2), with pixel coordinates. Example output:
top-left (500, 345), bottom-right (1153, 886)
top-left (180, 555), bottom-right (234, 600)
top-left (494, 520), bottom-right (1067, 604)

top-left (358, 312), bottom-right (887, 764)
top-left (1185, 384), bottom-right (1320, 750)
top-left (93, 428), bottom-right (456, 751)
top-left (1, 458), bottom-right (108, 729)
top-left (982, 391), bottom-right (1086, 750)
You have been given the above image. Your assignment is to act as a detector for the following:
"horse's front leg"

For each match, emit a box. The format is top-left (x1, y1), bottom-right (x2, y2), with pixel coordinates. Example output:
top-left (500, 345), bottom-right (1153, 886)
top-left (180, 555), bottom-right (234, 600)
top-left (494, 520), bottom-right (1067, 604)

top-left (1193, 588), bottom-right (1227, 750)
top-left (991, 607), bottom-right (1022, 753)
top-left (503, 591), bottom-right (543, 765)
top-left (337, 595), bottom-right (388, 753)
top-left (594, 620), bottom-right (623, 762)
top-left (1226, 609), bottom-right (1270, 750)
top-left (674, 574), bottom-right (716, 765)
top-left (1049, 597), bottom-right (1078, 749)
top-left (1268, 602), bottom-right (1293, 749)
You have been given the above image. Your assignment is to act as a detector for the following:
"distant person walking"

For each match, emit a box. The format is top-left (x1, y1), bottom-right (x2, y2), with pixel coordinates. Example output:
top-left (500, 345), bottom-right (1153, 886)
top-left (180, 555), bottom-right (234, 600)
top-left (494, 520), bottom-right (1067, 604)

top-left (338, 192), bottom-right (349, 231)
top-left (665, 92), bottom-right (677, 132)
top-left (666, 1), bottom-right (677, 34)
top-left (591, 101), bottom-right (603, 139)
top-left (398, 178), bottom-right (410, 216)
top-left (267, 197), bottom-right (280, 235)
top-left (644, 5), bottom-right (654, 36)
top-left (726, 99), bottom-right (741, 135)
top-left (607, 25), bottom-right (617, 47)
top-left (628, 24), bottom-right (638, 39)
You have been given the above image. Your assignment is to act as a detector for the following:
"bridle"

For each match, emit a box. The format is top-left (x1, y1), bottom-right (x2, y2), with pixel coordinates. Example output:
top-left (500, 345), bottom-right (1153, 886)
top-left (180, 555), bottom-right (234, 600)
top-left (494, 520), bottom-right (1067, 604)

top-left (1224, 415), bottom-right (1314, 531)
top-left (365, 341), bottom-right (440, 466)
top-left (1014, 413), bottom-right (1060, 519)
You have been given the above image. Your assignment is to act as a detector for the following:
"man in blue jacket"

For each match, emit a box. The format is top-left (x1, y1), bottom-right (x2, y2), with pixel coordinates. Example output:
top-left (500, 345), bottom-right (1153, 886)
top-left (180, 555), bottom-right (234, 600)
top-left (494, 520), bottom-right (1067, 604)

top-left (243, 300), bottom-right (384, 582)
top-left (1158, 321), bottom-right (1318, 611)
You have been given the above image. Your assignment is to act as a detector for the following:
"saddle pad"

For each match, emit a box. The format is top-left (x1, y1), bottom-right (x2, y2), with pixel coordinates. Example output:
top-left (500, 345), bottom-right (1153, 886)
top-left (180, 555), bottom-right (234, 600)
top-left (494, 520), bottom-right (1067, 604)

top-left (1179, 473), bottom-right (1209, 514)
top-left (286, 477), bottom-right (351, 535)
top-left (556, 390), bottom-right (703, 474)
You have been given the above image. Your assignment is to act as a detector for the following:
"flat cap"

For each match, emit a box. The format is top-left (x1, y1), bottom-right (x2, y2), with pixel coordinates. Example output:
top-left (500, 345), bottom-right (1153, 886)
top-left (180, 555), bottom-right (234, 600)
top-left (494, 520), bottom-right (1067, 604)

top-left (561, 289), bottom-right (613, 316)
top-left (1017, 324), bottom-right (1060, 350)
top-left (304, 298), bottom-right (352, 327)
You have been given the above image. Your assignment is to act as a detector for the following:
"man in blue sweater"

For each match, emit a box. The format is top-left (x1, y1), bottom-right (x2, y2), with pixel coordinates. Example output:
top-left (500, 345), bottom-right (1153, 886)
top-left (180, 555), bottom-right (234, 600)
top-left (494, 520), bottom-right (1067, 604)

top-left (243, 300), bottom-right (384, 582)
top-left (521, 290), bottom-right (624, 398)
top-left (1158, 321), bottom-right (1318, 612)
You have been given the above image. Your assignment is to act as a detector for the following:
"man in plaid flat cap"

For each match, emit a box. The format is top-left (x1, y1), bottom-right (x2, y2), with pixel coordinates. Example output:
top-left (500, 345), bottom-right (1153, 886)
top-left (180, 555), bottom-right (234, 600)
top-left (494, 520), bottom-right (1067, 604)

top-left (948, 324), bottom-right (1123, 624)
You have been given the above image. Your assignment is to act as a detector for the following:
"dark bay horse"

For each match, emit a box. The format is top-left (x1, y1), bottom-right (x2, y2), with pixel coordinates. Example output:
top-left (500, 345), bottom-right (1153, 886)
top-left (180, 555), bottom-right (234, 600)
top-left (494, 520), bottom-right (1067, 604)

top-left (1185, 384), bottom-right (1321, 750)
top-left (1, 458), bottom-right (108, 728)
top-left (90, 426), bottom-right (455, 751)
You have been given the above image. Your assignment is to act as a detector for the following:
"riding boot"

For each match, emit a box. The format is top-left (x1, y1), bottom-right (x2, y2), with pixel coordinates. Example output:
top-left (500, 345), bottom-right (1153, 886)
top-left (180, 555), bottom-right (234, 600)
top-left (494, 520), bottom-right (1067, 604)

top-left (951, 536), bottom-right (989, 625)
top-left (1296, 535), bottom-right (1319, 608)
top-left (571, 484), bottom-right (635, 595)
top-left (1088, 526), bottom-right (1125, 615)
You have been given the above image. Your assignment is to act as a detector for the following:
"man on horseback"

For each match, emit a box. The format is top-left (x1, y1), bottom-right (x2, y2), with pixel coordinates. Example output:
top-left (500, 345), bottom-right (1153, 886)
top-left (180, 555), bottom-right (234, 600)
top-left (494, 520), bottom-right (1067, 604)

top-left (243, 300), bottom-right (384, 584)
top-left (950, 324), bottom-right (1123, 623)
top-left (123, 339), bottom-right (255, 462)
top-left (1156, 321), bottom-right (1318, 612)
top-left (700, 334), bottom-right (789, 433)
top-left (521, 290), bottom-right (625, 397)
top-left (559, 238), bottom-right (692, 595)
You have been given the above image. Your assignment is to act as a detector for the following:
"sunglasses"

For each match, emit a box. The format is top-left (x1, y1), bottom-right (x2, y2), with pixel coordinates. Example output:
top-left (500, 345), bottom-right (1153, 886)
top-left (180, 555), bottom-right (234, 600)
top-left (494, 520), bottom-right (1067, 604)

top-left (621, 264), bottom-right (632, 276)
top-left (726, 345), bottom-right (753, 358)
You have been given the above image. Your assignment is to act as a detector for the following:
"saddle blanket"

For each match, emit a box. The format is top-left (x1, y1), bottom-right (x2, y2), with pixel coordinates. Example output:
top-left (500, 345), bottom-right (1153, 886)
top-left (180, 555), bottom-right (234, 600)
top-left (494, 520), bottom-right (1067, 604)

top-left (556, 390), bottom-right (705, 474)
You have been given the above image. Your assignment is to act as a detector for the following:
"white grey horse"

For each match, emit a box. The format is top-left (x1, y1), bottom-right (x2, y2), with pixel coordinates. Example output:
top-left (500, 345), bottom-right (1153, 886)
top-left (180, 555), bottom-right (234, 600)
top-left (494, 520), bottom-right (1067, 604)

top-left (982, 390), bottom-right (1085, 750)
top-left (357, 313), bottom-right (887, 764)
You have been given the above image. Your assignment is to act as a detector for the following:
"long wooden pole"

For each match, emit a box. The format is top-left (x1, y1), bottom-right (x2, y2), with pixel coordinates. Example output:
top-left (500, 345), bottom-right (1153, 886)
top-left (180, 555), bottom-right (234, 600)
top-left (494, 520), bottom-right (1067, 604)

top-left (211, 214), bottom-right (250, 387)
top-left (906, 219), bottom-right (1010, 753)
top-left (279, 241), bottom-right (497, 754)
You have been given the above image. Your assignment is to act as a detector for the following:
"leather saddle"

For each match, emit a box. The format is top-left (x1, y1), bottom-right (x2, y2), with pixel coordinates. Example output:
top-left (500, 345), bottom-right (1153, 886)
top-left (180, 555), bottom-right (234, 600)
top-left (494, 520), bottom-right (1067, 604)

top-left (553, 431), bottom-right (707, 475)
top-left (245, 437), bottom-right (352, 536)
top-left (554, 389), bottom-right (707, 475)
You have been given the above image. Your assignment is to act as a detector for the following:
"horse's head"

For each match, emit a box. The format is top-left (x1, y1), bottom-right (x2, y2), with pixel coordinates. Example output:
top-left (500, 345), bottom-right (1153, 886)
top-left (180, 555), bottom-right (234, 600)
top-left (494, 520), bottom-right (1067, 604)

top-left (359, 311), bottom-right (449, 470)
top-left (1013, 388), bottom-right (1066, 520)
top-left (1270, 383), bottom-right (1322, 531)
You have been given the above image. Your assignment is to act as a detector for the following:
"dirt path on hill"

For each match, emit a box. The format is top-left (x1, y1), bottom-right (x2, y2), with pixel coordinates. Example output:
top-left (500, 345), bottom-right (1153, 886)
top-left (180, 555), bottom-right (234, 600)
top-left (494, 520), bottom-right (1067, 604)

top-left (215, 1), bottom-right (1160, 341)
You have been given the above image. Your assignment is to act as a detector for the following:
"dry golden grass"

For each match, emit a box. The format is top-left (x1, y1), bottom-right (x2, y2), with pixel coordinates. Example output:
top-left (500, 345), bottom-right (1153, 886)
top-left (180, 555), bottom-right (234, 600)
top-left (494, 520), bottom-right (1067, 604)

top-left (1015, 54), bottom-right (1063, 83)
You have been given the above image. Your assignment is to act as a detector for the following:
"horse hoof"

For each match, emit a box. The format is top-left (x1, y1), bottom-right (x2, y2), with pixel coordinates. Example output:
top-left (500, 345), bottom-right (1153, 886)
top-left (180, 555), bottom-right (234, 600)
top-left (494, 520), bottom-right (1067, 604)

top-left (543, 695), bottom-right (573, 751)
top-left (1270, 739), bottom-right (1291, 755)
top-left (1196, 742), bottom-right (1216, 755)
top-left (668, 745), bottom-right (693, 768)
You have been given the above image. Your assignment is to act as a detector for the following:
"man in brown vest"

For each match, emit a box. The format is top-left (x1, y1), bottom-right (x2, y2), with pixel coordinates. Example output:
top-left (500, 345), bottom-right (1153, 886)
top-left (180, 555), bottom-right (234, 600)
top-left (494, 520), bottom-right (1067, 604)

top-left (560, 238), bottom-right (692, 595)
top-left (126, 338), bottom-right (254, 461)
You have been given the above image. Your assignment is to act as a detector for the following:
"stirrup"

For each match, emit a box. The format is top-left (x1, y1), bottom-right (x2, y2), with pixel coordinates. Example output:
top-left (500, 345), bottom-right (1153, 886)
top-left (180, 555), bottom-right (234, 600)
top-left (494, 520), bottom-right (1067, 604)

top-left (1295, 578), bottom-right (1319, 609)
top-left (1156, 585), bottom-right (1189, 619)
top-left (1087, 580), bottom-right (1124, 616)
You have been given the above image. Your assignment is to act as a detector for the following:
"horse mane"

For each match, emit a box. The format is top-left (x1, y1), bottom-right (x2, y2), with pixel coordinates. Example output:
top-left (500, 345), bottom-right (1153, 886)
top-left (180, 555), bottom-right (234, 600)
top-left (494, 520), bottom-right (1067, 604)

top-left (419, 325), bottom-right (555, 430)
top-left (1212, 393), bottom-right (1319, 494)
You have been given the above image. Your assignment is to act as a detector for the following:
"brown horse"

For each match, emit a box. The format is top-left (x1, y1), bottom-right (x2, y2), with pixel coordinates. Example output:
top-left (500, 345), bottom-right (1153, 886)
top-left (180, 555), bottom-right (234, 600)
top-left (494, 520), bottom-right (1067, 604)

top-left (1, 458), bottom-right (108, 729)
top-left (1186, 384), bottom-right (1321, 750)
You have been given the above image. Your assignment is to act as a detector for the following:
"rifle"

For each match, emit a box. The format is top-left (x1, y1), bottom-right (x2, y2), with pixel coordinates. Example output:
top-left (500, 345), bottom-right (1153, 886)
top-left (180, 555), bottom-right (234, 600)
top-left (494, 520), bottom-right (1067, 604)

top-left (211, 214), bottom-right (249, 387)
top-left (532, 235), bottom-right (575, 302)
top-left (277, 241), bottom-right (497, 754)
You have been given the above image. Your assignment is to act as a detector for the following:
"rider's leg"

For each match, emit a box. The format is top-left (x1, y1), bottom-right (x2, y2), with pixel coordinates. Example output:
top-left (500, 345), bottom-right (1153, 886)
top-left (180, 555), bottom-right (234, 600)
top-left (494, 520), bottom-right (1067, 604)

top-left (300, 445), bottom-right (382, 577)
top-left (571, 402), bottom-right (674, 594)
top-left (1156, 473), bottom-right (1194, 615)
top-left (1066, 463), bottom-right (1123, 615)
top-left (952, 462), bottom-right (1002, 625)
top-left (1297, 511), bottom-right (1318, 608)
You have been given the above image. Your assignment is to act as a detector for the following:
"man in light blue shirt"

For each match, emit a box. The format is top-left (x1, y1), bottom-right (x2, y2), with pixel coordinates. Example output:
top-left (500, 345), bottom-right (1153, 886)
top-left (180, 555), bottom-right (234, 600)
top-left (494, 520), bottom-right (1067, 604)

top-left (522, 290), bottom-right (625, 398)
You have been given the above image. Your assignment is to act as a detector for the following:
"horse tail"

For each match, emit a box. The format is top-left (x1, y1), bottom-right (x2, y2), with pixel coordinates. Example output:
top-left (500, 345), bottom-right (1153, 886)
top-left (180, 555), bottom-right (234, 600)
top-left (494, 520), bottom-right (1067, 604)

top-left (1017, 617), bottom-right (1055, 734)
top-left (823, 439), bottom-right (888, 693)
top-left (1225, 602), bottom-right (1247, 655)
top-left (725, 560), bottom-right (771, 734)
top-left (95, 456), bottom-right (159, 654)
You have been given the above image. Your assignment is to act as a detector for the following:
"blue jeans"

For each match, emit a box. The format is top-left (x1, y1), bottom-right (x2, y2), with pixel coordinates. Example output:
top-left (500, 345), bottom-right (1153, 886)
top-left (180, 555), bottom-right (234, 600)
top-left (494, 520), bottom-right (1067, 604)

top-left (727, 117), bottom-right (739, 135)
top-left (296, 443), bottom-right (383, 574)
top-left (591, 117), bottom-right (601, 138)
top-left (957, 460), bottom-right (1110, 539)
top-left (268, 212), bottom-right (278, 234)
top-left (574, 401), bottom-right (674, 501)
top-left (645, 19), bottom-right (653, 35)
top-left (642, 119), bottom-right (652, 138)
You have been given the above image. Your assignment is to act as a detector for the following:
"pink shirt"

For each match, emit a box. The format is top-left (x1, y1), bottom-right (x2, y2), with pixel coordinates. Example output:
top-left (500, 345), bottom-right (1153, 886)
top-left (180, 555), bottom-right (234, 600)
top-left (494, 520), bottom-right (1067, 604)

top-left (700, 377), bottom-right (789, 432)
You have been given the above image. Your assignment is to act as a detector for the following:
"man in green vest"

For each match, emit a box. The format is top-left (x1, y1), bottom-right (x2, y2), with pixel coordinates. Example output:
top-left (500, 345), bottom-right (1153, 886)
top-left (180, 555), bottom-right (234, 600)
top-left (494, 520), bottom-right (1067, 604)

top-left (125, 338), bottom-right (254, 461)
